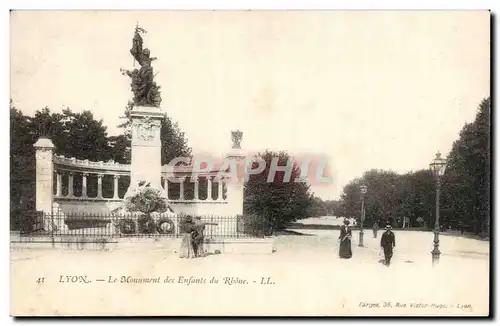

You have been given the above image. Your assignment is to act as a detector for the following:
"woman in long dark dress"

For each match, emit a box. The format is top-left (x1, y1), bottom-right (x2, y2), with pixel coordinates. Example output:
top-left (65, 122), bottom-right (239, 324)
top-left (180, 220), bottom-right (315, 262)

top-left (339, 219), bottom-right (353, 259)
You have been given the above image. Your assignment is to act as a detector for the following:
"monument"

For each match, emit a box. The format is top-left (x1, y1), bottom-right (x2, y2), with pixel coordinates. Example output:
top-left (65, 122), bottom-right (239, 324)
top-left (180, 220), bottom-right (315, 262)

top-left (121, 24), bottom-right (165, 191)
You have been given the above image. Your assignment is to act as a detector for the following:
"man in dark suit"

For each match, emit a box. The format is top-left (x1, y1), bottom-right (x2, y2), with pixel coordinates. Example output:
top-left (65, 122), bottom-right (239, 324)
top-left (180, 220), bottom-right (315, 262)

top-left (380, 224), bottom-right (396, 266)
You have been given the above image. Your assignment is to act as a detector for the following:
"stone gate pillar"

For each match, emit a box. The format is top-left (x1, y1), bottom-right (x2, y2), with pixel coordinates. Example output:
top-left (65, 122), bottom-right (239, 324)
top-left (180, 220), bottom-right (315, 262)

top-left (129, 106), bottom-right (166, 190)
top-left (225, 130), bottom-right (245, 235)
top-left (34, 137), bottom-right (54, 214)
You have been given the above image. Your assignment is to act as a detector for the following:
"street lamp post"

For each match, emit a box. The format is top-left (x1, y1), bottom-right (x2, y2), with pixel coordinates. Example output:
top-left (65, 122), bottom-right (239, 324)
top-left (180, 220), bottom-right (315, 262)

top-left (429, 151), bottom-right (447, 266)
top-left (359, 185), bottom-right (368, 247)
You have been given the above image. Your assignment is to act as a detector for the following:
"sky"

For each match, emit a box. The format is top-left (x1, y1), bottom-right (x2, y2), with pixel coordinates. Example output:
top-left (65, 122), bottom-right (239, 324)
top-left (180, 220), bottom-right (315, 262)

top-left (10, 10), bottom-right (490, 200)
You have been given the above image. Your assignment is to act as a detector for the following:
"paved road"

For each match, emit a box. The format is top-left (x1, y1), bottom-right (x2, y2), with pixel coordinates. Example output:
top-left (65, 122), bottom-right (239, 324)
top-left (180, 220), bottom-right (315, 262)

top-left (280, 228), bottom-right (490, 260)
top-left (10, 230), bottom-right (489, 316)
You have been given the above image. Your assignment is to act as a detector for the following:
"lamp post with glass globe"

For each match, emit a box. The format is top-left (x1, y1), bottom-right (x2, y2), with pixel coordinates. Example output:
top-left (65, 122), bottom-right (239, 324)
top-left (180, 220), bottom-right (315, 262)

top-left (429, 151), bottom-right (447, 266)
top-left (359, 184), bottom-right (368, 247)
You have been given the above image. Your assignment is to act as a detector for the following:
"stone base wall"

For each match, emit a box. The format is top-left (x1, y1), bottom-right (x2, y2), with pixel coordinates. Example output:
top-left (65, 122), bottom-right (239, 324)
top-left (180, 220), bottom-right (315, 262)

top-left (10, 236), bottom-right (275, 254)
top-left (54, 199), bottom-right (231, 216)
top-left (51, 199), bottom-right (239, 237)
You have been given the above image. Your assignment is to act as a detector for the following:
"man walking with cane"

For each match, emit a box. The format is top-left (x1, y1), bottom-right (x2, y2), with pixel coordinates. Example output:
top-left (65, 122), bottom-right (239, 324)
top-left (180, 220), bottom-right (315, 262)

top-left (380, 224), bottom-right (396, 266)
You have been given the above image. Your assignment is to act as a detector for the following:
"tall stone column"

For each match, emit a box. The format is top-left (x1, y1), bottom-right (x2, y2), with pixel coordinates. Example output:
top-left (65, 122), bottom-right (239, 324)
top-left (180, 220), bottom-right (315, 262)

top-left (34, 137), bottom-right (55, 214)
top-left (128, 106), bottom-right (166, 194)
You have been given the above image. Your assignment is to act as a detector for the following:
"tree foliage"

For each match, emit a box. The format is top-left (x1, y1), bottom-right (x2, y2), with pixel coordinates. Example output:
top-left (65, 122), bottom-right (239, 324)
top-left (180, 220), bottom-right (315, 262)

top-left (337, 97), bottom-right (491, 235)
top-left (338, 169), bottom-right (434, 228)
top-left (10, 105), bottom-right (116, 210)
top-left (441, 97), bottom-right (490, 235)
top-left (243, 151), bottom-right (313, 234)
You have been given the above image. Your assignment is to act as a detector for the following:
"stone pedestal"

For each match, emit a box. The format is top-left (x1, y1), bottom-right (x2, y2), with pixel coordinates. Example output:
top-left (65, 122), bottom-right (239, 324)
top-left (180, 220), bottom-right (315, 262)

top-left (129, 106), bottom-right (165, 190)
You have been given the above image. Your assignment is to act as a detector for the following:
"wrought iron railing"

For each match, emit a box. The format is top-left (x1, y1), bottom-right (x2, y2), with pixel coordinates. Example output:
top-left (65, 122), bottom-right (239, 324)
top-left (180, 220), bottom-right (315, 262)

top-left (16, 213), bottom-right (267, 239)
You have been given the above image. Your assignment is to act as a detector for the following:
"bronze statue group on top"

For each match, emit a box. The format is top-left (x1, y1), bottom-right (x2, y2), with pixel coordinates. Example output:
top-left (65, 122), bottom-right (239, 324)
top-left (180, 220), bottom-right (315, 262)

top-left (121, 23), bottom-right (162, 108)
top-left (120, 24), bottom-right (221, 259)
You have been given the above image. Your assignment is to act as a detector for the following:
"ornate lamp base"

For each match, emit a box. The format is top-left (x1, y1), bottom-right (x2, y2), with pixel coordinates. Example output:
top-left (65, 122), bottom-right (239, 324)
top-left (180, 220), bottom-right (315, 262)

top-left (431, 248), bottom-right (440, 267)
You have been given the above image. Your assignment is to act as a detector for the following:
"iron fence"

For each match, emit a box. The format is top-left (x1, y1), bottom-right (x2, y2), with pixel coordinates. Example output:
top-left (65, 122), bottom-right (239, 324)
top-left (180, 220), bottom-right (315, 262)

top-left (17, 212), bottom-right (267, 239)
top-left (18, 210), bottom-right (44, 235)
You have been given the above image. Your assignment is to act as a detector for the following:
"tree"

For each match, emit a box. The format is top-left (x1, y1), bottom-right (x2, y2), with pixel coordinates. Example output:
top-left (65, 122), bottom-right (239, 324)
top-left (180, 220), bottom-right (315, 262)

top-left (57, 108), bottom-right (113, 161)
top-left (441, 97), bottom-right (490, 235)
top-left (336, 97), bottom-right (491, 235)
top-left (108, 134), bottom-right (132, 164)
top-left (308, 196), bottom-right (329, 217)
top-left (160, 115), bottom-right (192, 165)
top-left (243, 151), bottom-right (313, 234)
top-left (10, 104), bottom-right (118, 212)
top-left (339, 169), bottom-right (434, 228)
top-left (10, 104), bottom-right (36, 211)
top-left (402, 170), bottom-right (435, 228)
top-left (340, 169), bottom-right (403, 226)
top-left (324, 199), bottom-right (342, 216)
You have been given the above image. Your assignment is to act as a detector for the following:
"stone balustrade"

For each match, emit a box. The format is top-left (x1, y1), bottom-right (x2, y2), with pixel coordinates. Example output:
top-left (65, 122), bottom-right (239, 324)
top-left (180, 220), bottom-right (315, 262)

top-left (53, 155), bottom-right (130, 172)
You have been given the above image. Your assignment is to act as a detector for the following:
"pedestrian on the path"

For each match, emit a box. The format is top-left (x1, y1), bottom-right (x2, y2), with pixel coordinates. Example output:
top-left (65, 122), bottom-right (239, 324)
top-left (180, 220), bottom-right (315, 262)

top-left (338, 219), bottom-right (353, 259)
top-left (179, 215), bottom-right (196, 259)
top-left (372, 220), bottom-right (379, 238)
top-left (380, 224), bottom-right (396, 266)
top-left (193, 216), bottom-right (218, 258)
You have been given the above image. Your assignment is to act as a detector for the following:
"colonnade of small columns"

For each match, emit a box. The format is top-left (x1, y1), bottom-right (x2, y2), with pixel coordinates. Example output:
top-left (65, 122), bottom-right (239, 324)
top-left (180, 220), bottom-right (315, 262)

top-left (163, 175), bottom-right (227, 201)
top-left (54, 170), bottom-right (228, 201)
top-left (54, 171), bottom-right (122, 199)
